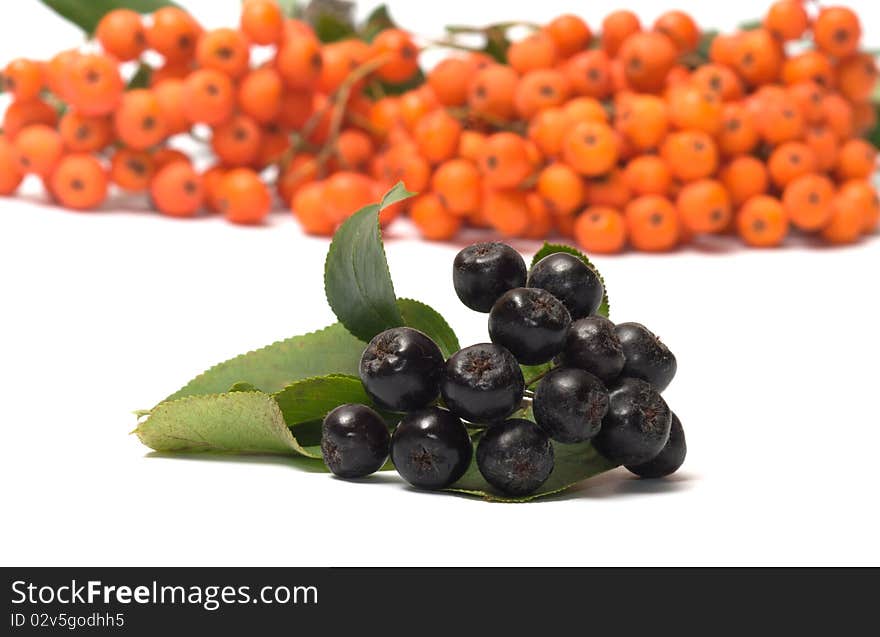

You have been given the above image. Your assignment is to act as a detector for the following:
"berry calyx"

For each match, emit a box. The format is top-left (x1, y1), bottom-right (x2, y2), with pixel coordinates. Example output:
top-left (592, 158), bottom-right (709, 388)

top-left (533, 367), bottom-right (609, 443)
top-left (391, 406), bottom-right (472, 489)
top-left (488, 287), bottom-right (571, 365)
top-left (440, 343), bottom-right (525, 424)
top-left (476, 418), bottom-right (554, 497)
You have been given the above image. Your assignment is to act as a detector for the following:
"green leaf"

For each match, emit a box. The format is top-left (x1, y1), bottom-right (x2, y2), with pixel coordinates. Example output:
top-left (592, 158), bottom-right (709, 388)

top-left (277, 0), bottom-right (301, 18)
top-left (449, 440), bottom-right (618, 502)
top-left (484, 25), bottom-right (511, 64)
top-left (531, 242), bottom-right (611, 318)
top-left (135, 392), bottom-right (311, 457)
top-left (324, 182), bottom-right (415, 342)
top-left (165, 323), bottom-right (366, 402)
top-left (397, 298), bottom-right (460, 359)
top-left (360, 4), bottom-right (395, 42)
top-left (521, 362), bottom-right (554, 387)
top-left (378, 68), bottom-right (426, 96)
top-left (127, 63), bottom-right (152, 90)
top-left (312, 12), bottom-right (356, 42)
top-left (39, 0), bottom-right (178, 34)
top-left (228, 381), bottom-right (258, 393)
top-left (274, 374), bottom-right (383, 427)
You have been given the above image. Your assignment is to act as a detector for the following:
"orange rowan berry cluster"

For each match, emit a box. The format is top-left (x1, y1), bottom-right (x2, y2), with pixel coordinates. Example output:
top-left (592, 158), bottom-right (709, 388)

top-left (0, 1), bottom-right (877, 250)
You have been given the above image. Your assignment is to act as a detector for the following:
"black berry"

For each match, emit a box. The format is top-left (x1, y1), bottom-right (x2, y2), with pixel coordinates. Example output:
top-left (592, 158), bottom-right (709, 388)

top-left (533, 368), bottom-right (609, 443)
top-left (488, 287), bottom-right (571, 365)
top-left (615, 322), bottom-right (677, 391)
top-left (527, 252), bottom-right (604, 319)
top-left (626, 412), bottom-right (686, 478)
top-left (561, 316), bottom-right (626, 384)
top-left (440, 343), bottom-right (524, 424)
top-left (593, 378), bottom-right (672, 466)
top-left (476, 419), bottom-right (554, 497)
top-left (453, 242), bottom-right (527, 312)
top-left (391, 407), bottom-right (472, 489)
top-left (321, 404), bottom-right (390, 479)
top-left (359, 327), bottom-right (444, 411)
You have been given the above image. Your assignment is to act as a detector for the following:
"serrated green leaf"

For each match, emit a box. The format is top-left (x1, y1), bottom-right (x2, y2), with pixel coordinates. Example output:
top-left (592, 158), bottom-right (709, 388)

top-left (39, 0), bottom-right (178, 34)
top-left (397, 298), bottom-right (460, 358)
top-left (379, 181), bottom-right (417, 209)
top-left (448, 440), bottom-right (618, 502)
top-left (165, 323), bottom-right (366, 402)
top-left (136, 392), bottom-right (311, 457)
top-left (324, 183), bottom-right (415, 342)
top-left (531, 242), bottom-right (611, 318)
top-left (274, 374), bottom-right (385, 427)
top-left (228, 381), bottom-right (258, 393)
top-left (127, 63), bottom-right (152, 90)
top-left (521, 362), bottom-right (554, 387)
top-left (312, 12), bottom-right (356, 42)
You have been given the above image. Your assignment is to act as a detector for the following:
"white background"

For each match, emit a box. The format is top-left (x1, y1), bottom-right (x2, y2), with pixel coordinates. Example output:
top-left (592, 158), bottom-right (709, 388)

top-left (1, 1), bottom-right (879, 566)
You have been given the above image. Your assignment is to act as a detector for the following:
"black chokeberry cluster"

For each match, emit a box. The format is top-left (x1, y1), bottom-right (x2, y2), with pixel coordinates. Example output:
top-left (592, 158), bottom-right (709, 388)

top-left (320, 242), bottom-right (686, 498)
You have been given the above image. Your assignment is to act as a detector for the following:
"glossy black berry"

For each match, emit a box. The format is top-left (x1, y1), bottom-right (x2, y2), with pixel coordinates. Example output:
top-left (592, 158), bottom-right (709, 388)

top-left (593, 377), bottom-right (672, 466)
top-left (453, 242), bottom-right (527, 313)
top-left (440, 343), bottom-right (524, 425)
top-left (615, 322), bottom-right (677, 392)
top-left (626, 412), bottom-right (686, 478)
top-left (527, 252), bottom-right (604, 319)
top-left (321, 404), bottom-right (390, 479)
top-left (476, 419), bottom-right (554, 497)
top-left (391, 407), bottom-right (472, 490)
top-left (561, 316), bottom-right (626, 384)
top-left (488, 287), bottom-right (571, 365)
top-left (359, 327), bottom-right (444, 412)
top-left (533, 368), bottom-right (609, 443)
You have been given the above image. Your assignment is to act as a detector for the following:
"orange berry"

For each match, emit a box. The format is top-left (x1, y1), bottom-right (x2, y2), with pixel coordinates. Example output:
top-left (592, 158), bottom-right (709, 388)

top-left (370, 29), bottom-right (419, 84)
top-left (836, 54), bottom-right (878, 103)
top-left (514, 69), bottom-right (570, 119)
top-left (383, 146), bottom-right (431, 193)
top-left (2, 58), bottom-right (44, 101)
top-left (150, 62), bottom-right (193, 87)
top-left (782, 173), bottom-right (835, 231)
top-left (667, 84), bottom-right (723, 134)
top-left (757, 96), bottom-right (804, 145)
top-left (782, 51), bottom-right (834, 88)
top-left (432, 159), bottom-right (481, 215)
top-left (67, 53), bottom-right (124, 117)
top-left (690, 64), bottom-right (743, 102)
top-left (709, 33), bottom-right (742, 67)
top-left (804, 125), bottom-right (840, 172)
top-left (196, 28), bottom-right (250, 79)
top-left (276, 31), bottom-right (323, 90)
top-left (428, 58), bottom-right (473, 107)
top-left (820, 192), bottom-right (863, 245)
top-left (536, 163), bottom-right (585, 215)
top-left (677, 179), bottom-right (732, 234)
top-left (50, 154), bottom-right (108, 210)
top-left (479, 132), bottom-right (533, 188)
top-left (13, 125), bottom-right (63, 177)
top-left (237, 68), bottom-right (283, 125)
top-left (717, 103), bottom-right (759, 157)
top-left (574, 206), bottom-right (626, 254)
top-left (335, 129), bottom-right (373, 170)
top-left (153, 148), bottom-right (190, 170)
top-left (562, 96), bottom-right (608, 125)
top-left (278, 90), bottom-right (314, 130)
top-left (835, 138), bottom-right (876, 180)
top-left (254, 125), bottom-right (288, 170)
top-left (544, 14), bottom-right (592, 57)
top-left (618, 31), bottom-right (677, 93)
top-left (152, 79), bottom-right (189, 135)
top-left (719, 155), bottom-right (769, 207)
top-left (732, 29), bottom-right (782, 86)
top-left (836, 180), bottom-right (880, 234)
top-left (0, 136), bottom-right (24, 195)
top-left (601, 10), bottom-right (641, 57)
top-left (623, 155), bottom-right (672, 196)
top-left (398, 90), bottom-right (435, 132)
top-left (653, 10), bottom-right (700, 54)
top-left (182, 69), bottom-right (235, 126)
top-left (737, 195), bottom-right (788, 247)
top-left (458, 130), bottom-right (487, 163)
top-left (562, 121), bottom-right (618, 177)
top-left (96, 9), bottom-right (146, 61)
top-left (114, 89), bottom-right (167, 151)
top-left (661, 130), bottom-right (718, 182)
top-left (786, 81), bottom-right (825, 123)
top-left (508, 32), bottom-right (558, 74)
top-left (368, 97), bottom-right (401, 139)
top-left (615, 94), bottom-right (668, 151)
top-left (410, 193), bottom-right (462, 240)
top-left (814, 6), bottom-right (861, 58)
top-left (58, 111), bottom-right (113, 153)
top-left (821, 93), bottom-right (855, 140)
top-left (319, 40), bottom-right (370, 94)
top-left (413, 110), bottom-right (461, 164)
top-left (216, 168), bottom-right (271, 225)
top-left (482, 189), bottom-right (530, 237)
top-left (564, 49), bottom-right (612, 99)
top-left (763, 1), bottom-right (809, 41)
top-left (523, 192), bottom-right (553, 239)
top-left (277, 153), bottom-right (319, 203)
top-left (624, 195), bottom-right (680, 252)
top-left (240, 0), bottom-right (284, 46)
top-left (468, 64), bottom-right (519, 122)
top-left (292, 180), bottom-right (334, 235)
top-left (528, 107), bottom-right (568, 158)
top-left (767, 142), bottom-right (818, 188)
top-left (45, 49), bottom-right (80, 101)
top-left (110, 148), bottom-right (155, 192)
top-left (211, 114), bottom-right (262, 167)
top-left (584, 170), bottom-right (629, 209)
top-left (151, 161), bottom-right (203, 217)
top-left (146, 7), bottom-right (202, 63)
top-left (323, 171), bottom-right (375, 223)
